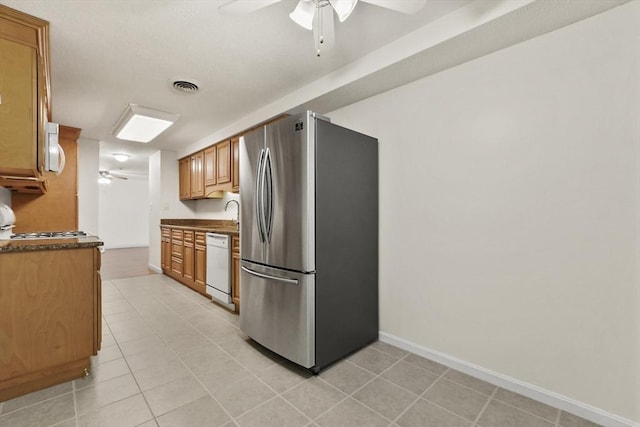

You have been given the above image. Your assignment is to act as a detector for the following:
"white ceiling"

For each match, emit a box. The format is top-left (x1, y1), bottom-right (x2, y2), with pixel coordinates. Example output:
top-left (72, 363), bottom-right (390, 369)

top-left (0, 0), bottom-right (630, 176)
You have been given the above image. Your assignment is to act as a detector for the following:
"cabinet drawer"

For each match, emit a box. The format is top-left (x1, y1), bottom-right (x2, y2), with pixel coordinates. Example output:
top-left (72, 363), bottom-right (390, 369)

top-left (183, 230), bottom-right (194, 242)
top-left (195, 232), bottom-right (206, 246)
top-left (171, 230), bottom-right (183, 241)
top-left (171, 243), bottom-right (183, 257)
top-left (161, 227), bottom-right (170, 238)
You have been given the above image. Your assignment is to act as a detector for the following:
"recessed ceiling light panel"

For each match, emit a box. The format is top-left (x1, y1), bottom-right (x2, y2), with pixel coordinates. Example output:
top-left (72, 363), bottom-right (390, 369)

top-left (112, 104), bottom-right (179, 143)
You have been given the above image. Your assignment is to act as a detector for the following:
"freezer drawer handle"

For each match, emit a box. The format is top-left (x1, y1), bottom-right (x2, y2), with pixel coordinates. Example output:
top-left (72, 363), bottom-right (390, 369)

top-left (241, 266), bottom-right (299, 286)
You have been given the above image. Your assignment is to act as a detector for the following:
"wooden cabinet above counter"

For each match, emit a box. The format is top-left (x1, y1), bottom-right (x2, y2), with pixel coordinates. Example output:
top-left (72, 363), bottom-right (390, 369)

top-left (0, 4), bottom-right (52, 194)
top-left (178, 115), bottom-right (286, 201)
top-left (179, 137), bottom-right (238, 200)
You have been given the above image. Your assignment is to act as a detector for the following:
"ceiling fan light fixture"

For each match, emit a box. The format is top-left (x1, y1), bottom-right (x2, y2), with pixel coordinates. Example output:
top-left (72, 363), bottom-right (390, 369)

top-left (112, 153), bottom-right (130, 162)
top-left (331, 0), bottom-right (358, 22)
top-left (289, 0), bottom-right (315, 30)
top-left (112, 104), bottom-right (179, 143)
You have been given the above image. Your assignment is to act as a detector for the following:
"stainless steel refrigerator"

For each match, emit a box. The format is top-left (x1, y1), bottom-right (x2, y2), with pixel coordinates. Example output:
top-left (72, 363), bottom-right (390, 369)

top-left (239, 111), bottom-right (378, 373)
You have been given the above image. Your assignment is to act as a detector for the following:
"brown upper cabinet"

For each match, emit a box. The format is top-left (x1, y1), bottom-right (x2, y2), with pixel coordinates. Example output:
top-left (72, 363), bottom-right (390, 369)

top-left (182, 138), bottom-right (235, 200)
top-left (216, 139), bottom-right (231, 185)
top-left (178, 116), bottom-right (287, 201)
top-left (179, 157), bottom-right (191, 200)
top-left (190, 151), bottom-right (204, 199)
top-left (231, 137), bottom-right (239, 193)
top-left (204, 146), bottom-right (216, 187)
top-left (0, 5), bottom-right (51, 193)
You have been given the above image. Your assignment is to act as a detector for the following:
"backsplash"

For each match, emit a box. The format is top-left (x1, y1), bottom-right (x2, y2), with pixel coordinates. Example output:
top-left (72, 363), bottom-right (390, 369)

top-left (193, 192), bottom-right (239, 220)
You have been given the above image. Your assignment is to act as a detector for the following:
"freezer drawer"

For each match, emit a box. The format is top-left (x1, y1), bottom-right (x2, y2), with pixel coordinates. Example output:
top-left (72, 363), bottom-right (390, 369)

top-left (239, 261), bottom-right (315, 368)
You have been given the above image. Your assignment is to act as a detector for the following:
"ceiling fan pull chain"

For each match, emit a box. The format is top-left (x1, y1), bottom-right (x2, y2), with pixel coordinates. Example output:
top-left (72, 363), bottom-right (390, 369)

top-left (316, 1), bottom-right (322, 56)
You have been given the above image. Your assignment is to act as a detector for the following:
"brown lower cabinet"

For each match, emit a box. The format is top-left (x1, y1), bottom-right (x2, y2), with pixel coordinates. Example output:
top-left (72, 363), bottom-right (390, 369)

top-left (194, 232), bottom-right (206, 289)
top-left (0, 246), bottom-right (102, 401)
top-left (160, 225), bottom-right (240, 310)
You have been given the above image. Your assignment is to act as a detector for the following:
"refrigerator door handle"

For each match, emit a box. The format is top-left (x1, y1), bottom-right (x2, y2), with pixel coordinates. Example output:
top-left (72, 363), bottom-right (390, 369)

top-left (255, 148), bottom-right (266, 242)
top-left (263, 147), bottom-right (273, 242)
top-left (241, 265), bottom-right (299, 286)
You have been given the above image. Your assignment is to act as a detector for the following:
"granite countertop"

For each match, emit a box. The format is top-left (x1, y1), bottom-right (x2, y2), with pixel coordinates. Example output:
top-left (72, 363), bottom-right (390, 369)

top-left (0, 236), bottom-right (104, 253)
top-left (160, 219), bottom-right (239, 235)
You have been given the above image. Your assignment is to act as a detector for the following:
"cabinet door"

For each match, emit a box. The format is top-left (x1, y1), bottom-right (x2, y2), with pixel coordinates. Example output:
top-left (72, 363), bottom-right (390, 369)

top-left (161, 227), bottom-right (171, 272)
top-left (190, 151), bottom-right (204, 199)
top-left (231, 137), bottom-right (240, 192)
top-left (0, 37), bottom-right (38, 176)
top-left (194, 232), bottom-right (206, 290)
top-left (183, 243), bottom-right (194, 284)
top-left (160, 230), bottom-right (166, 270)
top-left (179, 157), bottom-right (191, 200)
top-left (216, 139), bottom-right (231, 184)
top-left (204, 146), bottom-right (216, 187)
top-left (171, 229), bottom-right (184, 276)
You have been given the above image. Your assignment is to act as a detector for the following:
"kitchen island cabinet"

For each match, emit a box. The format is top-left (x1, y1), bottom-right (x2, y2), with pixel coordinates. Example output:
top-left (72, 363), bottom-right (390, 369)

top-left (0, 239), bottom-right (102, 401)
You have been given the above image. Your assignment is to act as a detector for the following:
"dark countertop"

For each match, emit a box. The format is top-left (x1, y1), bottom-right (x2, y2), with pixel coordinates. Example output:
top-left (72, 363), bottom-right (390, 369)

top-left (160, 219), bottom-right (239, 236)
top-left (0, 236), bottom-right (104, 253)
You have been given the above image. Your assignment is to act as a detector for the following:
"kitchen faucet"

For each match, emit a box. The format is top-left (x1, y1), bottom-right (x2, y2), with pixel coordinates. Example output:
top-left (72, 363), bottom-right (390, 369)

top-left (225, 199), bottom-right (240, 230)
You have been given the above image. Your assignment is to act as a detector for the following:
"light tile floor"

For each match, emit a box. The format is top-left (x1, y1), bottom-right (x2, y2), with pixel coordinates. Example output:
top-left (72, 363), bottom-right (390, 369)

top-left (0, 274), bottom-right (602, 427)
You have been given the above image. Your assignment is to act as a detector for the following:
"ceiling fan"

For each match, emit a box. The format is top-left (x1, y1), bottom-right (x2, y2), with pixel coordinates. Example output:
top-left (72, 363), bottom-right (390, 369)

top-left (98, 170), bottom-right (128, 184)
top-left (218, 0), bottom-right (427, 56)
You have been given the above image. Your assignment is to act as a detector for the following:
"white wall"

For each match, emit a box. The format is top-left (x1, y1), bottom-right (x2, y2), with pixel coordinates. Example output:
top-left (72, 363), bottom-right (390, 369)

top-left (148, 149), bottom-right (197, 270)
top-left (99, 176), bottom-right (149, 249)
top-left (77, 138), bottom-right (100, 236)
top-left (147, 149), bottom-right (241, 271)
top-left (328, 2), bottom-right (639, 423)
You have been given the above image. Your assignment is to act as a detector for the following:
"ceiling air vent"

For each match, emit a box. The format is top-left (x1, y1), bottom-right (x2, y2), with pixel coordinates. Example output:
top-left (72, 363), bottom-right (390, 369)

top-left (171, 79), bottom-right (200, 94)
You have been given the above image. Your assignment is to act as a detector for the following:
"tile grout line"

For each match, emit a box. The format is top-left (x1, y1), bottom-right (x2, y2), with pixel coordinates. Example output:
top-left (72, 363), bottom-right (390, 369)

top-left (471, 385), bottom-right (498, 426)
top-left (110, 276), bottom-right (240, 425)
top-left (92, 283), bottom-right (157, 424)
top-left (102, 280), bottom-right (178, 424)
top-left (484, 392), bottom-right (563, 426)
top-left (328, 349), bottom-right (488, 424)
top-left (391, 365), bottom-right (450, 424)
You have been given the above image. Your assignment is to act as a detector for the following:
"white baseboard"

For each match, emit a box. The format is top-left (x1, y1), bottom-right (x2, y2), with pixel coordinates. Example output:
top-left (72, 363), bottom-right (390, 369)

top-left (379, 332), bottom-right (638, 427)
top-left (148, 264), bottom-right (162, 273)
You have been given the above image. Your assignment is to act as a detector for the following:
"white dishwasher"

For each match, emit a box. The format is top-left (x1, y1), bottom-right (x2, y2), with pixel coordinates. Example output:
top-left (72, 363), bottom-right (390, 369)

top-left (206, 233), bottom-right (231, 305)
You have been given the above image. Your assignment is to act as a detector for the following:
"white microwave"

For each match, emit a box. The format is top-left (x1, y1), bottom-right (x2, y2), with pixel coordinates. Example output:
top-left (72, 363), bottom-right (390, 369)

top-left (45, 122), bottom-right (65, 174)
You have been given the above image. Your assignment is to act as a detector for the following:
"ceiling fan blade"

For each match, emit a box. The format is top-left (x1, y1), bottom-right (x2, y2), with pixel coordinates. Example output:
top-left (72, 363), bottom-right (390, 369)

top-left (218, 0), bottom-right (282, 15)
top-left (360, 0), bottom-right (426, 14)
